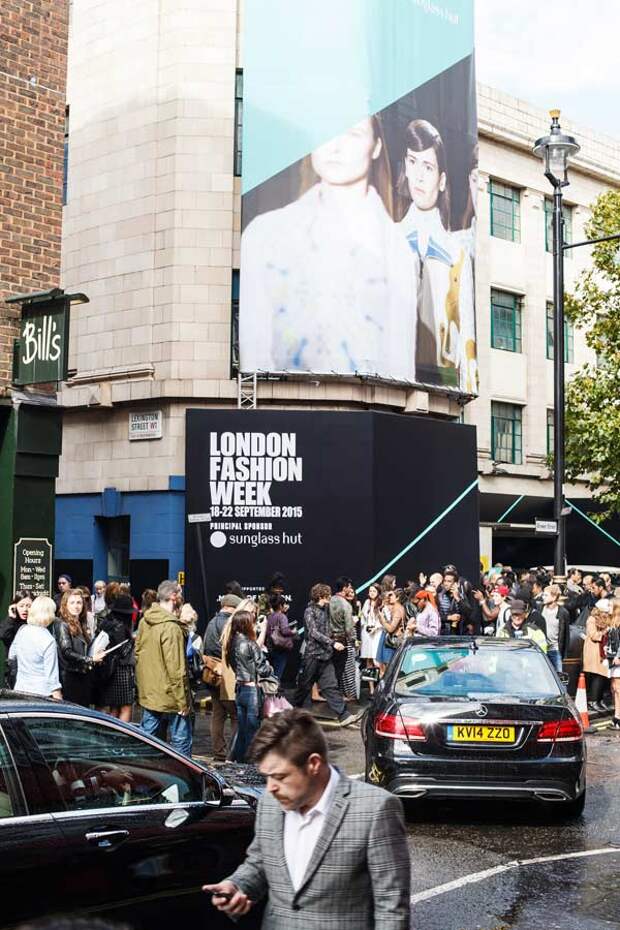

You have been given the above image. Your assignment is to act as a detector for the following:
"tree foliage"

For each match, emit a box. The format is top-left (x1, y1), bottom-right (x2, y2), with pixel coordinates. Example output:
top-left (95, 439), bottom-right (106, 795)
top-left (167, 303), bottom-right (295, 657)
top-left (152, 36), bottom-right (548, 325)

top-left (564, 189), bottom-right (620, 521)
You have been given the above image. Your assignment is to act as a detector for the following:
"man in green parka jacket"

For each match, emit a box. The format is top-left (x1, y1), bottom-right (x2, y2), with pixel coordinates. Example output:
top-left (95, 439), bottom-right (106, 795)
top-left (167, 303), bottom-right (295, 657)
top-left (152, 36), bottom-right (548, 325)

top-left (135, 579), bottom-right (192, 756)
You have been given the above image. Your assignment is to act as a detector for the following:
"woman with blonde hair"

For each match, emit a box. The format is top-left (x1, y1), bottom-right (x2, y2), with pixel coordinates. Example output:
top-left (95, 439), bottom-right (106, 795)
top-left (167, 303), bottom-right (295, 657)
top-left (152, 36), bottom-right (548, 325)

top-left (8, 596), bottom-right (62, 698)
top-left (606, 600), bottom-right (620, 728)
top-left (583, 602), bottom-right (612, 713)
top-left (56, 588), bottom-right (105, 706)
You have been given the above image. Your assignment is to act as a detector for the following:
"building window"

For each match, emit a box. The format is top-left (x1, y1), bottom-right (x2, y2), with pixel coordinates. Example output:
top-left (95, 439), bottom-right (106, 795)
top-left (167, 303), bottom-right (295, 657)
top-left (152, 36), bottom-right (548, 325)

top-left (234, 70), bottom-right (243, 177)
top-left (491, 402), bottom-right (523, 465)
top-left (547, 409), bottom-right (554, 457)
top-left (546, 302), bottom-right (574, 362)
top-left (231, 269), bottom-right (240, 373)
top-left (62, 105), bottom-right (69, 205)
top-left (489, 179), bottom-right (520, 242)
top-left (491, 289), bottom-right (522, 353)
top-left (544, 198), bottom-right (572, 256)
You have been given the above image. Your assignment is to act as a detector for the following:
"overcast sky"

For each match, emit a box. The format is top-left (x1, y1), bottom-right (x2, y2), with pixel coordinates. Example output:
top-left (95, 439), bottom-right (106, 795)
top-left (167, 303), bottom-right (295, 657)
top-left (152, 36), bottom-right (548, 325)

top-left (476, 0), bottom-right (620, 139)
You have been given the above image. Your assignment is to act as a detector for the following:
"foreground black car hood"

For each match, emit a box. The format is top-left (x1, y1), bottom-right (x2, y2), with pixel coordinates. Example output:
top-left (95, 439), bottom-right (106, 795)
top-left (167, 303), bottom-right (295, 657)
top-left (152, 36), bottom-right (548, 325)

top-left (196, 761), bottom-right (266, 808)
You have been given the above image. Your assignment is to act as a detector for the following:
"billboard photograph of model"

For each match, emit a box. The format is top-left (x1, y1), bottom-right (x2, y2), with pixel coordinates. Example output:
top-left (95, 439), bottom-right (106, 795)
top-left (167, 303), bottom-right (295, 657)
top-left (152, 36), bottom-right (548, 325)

top-left (239, 0), bottom-right (477, 394)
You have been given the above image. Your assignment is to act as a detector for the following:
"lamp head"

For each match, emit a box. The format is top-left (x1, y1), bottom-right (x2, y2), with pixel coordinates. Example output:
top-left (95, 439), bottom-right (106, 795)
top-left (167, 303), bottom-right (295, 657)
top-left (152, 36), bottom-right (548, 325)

top-left (533, 110), bottom-right (580, 187)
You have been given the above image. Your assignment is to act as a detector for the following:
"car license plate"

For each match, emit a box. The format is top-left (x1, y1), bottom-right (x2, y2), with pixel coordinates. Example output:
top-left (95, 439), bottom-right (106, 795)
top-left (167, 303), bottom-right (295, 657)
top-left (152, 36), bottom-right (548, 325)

top-left (447, 724), bottom-right (515, 743)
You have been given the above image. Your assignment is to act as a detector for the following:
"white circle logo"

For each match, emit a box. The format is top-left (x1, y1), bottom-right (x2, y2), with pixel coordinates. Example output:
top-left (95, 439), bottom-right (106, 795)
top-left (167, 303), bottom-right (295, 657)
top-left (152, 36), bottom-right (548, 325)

top-left (210, 531), bottom-right (227, 548)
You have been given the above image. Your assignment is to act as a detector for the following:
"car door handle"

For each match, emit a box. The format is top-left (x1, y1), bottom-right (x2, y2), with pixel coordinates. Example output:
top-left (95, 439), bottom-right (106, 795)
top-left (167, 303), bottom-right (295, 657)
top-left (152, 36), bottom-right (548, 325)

top-left (85, 830), bottom-right (129, 849)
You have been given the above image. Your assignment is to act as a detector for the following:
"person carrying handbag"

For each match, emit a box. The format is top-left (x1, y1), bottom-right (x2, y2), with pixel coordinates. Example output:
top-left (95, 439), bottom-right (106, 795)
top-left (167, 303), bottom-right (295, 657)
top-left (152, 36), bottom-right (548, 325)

top-left (203, 594), bottom-right (242, 761)
top-left (266, 595), bottom-right (295, 682)
top-left (375, 590), bottom-right (406, 677)
top-left (227, 610), bottom-right (274, 762)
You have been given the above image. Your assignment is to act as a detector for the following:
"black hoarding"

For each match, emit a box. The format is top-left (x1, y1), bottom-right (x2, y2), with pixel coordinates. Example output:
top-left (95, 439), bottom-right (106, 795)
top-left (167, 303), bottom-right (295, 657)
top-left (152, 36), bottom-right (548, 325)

top-left (185, 410), bottom-right (479, 626)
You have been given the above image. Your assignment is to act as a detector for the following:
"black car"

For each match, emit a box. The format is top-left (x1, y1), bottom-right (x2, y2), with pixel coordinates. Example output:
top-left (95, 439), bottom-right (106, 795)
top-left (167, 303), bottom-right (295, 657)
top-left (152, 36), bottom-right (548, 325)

top-left (0, 692), bottom-right (262, 929)
top-left (363, 637), bottom-right (586, 817)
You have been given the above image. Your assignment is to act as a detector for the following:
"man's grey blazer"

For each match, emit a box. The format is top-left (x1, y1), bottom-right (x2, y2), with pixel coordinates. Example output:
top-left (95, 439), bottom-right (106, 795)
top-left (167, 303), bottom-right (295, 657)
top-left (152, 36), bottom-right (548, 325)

top-left (227, 773), bottom-right (411, 929)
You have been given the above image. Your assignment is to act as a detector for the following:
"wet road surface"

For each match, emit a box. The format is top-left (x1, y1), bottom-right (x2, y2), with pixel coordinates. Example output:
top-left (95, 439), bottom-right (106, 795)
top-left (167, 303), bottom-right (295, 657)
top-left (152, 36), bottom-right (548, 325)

top-left (330, 723), bottom-right (620, 930)
top-left (193, 703), bottom-right (620, 930)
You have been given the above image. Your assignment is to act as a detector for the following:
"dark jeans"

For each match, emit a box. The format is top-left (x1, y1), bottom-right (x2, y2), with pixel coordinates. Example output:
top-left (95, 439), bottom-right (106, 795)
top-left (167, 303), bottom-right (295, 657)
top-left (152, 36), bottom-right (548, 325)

top-left (331, 646), bottom-right (348, 693)
top-left (294, 656), bottom-right (346, 720)
top-left (270, 649), bottom-right (289, 682)
top-left (232, 684), bottom-right (261, 762)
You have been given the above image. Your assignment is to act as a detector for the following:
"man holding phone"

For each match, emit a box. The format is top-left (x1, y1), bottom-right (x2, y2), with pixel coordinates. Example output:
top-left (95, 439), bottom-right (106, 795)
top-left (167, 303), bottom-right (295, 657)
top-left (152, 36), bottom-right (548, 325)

top-left (204, 708), bottom-right (410, 929)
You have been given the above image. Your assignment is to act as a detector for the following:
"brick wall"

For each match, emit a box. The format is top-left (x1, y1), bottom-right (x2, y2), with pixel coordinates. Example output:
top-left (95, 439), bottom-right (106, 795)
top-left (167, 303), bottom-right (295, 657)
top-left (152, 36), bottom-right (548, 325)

top-left (0, 0), bottom-right (69, 391)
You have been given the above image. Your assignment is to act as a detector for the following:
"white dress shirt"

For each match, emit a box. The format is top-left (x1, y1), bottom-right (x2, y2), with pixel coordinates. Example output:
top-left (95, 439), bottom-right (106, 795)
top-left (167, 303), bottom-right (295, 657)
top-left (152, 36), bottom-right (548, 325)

top-left (283, 765), bottom-right (340, 891)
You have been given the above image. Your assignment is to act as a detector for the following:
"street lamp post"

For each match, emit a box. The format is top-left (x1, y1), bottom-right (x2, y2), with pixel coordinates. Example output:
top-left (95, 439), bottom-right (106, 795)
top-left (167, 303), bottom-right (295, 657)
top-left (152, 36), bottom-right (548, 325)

top-left (533, 111), bottom-right (580, 579)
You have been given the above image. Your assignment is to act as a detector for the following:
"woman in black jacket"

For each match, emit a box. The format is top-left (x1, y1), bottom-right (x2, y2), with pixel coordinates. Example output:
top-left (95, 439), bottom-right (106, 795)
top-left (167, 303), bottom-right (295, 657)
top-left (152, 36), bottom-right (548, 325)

top-left (226, 610), bottom-right (273, 762)
top-left (0, 590), bottom-right (34, 651)
top-left (1, 589), bottom-right (34, 686)
top-left (95, 594), bottom-right (135, 722)
top-left (56, 589), bottom-right (105, 706)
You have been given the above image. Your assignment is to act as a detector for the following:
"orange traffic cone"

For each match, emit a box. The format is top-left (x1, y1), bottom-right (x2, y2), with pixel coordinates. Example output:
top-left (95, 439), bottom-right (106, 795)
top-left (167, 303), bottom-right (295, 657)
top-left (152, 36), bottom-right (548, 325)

top-left (575, 672), bottom-right (591, 730)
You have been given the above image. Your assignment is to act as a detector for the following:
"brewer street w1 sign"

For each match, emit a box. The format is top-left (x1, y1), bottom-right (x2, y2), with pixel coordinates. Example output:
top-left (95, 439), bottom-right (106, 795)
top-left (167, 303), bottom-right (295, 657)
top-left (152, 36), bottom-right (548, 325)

top-left (13, 537), bottom-right (53, 596)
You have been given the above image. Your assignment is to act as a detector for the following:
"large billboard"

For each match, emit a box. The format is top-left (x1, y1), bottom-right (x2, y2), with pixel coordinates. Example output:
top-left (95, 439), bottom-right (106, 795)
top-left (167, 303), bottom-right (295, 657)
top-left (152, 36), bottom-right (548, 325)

top-left (239, 0), bottom-right (477, 394)
top-left (185, 410), bottom-right (479, 625)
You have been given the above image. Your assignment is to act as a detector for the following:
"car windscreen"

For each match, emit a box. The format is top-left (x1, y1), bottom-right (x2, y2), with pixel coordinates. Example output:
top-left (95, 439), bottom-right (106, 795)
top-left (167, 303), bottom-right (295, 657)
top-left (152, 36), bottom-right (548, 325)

top-left (394, 645), bottom-right (561, 699)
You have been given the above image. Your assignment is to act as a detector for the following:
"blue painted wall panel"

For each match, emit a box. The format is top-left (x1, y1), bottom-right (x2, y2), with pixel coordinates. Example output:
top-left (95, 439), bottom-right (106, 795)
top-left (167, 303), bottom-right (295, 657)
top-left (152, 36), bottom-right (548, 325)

top-left (55, 491), bottom-right (185, 578)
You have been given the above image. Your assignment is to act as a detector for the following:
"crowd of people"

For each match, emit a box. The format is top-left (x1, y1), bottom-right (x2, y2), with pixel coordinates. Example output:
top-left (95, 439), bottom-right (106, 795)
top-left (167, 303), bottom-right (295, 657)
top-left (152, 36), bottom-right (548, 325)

top-left (2, 561), bottom-right (620, 765)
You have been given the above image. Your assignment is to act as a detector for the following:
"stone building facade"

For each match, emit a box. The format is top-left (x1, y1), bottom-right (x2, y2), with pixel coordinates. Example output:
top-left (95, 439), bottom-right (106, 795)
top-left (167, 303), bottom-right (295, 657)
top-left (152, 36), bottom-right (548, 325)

top-left (56, 0), bottom-right (620, 584)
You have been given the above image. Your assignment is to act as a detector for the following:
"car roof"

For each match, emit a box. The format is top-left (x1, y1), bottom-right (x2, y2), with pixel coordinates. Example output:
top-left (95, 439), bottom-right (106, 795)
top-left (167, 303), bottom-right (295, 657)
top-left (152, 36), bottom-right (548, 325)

top-left (403, 636), bottom-right (539, 650)
top-left (0, 690), bottom-right (115, 719)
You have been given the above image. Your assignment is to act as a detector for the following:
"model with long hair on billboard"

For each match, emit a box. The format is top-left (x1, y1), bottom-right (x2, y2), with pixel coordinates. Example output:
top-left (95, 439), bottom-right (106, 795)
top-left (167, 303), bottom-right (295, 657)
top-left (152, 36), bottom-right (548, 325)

top-left (239, 115), bottom-right (417, 383)
top-left (397, 119), bottom-right (477, 393)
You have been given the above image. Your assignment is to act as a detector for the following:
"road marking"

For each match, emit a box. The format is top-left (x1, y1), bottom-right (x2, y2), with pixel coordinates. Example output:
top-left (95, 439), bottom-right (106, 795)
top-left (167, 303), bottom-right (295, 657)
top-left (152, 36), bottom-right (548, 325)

top-left (410, 846), bottom-right (620, 905)
top-left (592, 719), bottom-right (613, 730)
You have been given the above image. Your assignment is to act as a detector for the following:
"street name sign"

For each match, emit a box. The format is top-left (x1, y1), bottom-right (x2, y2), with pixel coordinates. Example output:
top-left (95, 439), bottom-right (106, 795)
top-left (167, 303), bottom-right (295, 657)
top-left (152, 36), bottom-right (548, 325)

top-left (129, 411), bottom-right (163, 440)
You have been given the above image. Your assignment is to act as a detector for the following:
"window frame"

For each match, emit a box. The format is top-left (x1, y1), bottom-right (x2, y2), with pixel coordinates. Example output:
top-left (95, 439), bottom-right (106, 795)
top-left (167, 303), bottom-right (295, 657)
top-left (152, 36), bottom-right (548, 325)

top-left (230, 268), bottom-right (240, 376)
top-left (0, 721), bottom-right (24, 819)
top-left (489, 179), bottom-right (521, 242)
top-left (547, 409), bottom-right (554, 457)
top-left (233, 69), bottom-right (243, 178)
top-left (544, 197), bottom-right (572, 256)
top-left (490, 288), bottom-right (523, 353)
top-left (491, 401), bottom-right (523, 465)
top-left (545, 301), bottom-right (574, 362)
top-left (12, 712), bottom-right (213, 818)
top-left (62, 105), bottom-right (70, 206)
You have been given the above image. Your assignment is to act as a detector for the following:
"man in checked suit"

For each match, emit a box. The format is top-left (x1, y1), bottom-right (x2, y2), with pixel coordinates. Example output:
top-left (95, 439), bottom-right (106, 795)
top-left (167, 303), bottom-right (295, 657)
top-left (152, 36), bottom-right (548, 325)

top-left (204, 708), bottom-right (411, 929)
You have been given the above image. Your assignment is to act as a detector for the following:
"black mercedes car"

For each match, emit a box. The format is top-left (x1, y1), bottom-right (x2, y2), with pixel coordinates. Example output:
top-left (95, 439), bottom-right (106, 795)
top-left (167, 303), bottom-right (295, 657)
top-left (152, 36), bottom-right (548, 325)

top-left (363, 637), bottom-right (586, 817)
top-left (0, 692), bottom-right (262, 929)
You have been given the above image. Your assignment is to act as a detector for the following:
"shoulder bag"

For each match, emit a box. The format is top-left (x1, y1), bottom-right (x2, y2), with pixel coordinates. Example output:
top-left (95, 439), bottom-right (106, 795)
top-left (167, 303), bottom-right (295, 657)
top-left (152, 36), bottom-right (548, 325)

top-left (269, 614), bottom-right (294, 651)
top-left (202, 655), bottom-right (223, 688)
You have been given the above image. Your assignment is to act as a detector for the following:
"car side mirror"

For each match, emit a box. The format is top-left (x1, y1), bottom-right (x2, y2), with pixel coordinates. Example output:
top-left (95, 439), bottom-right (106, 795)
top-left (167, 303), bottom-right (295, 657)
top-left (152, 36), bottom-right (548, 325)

top-left (558, 672), bottom-right (570, 686)
top-left (203, 772), bottom-right (234, 807)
